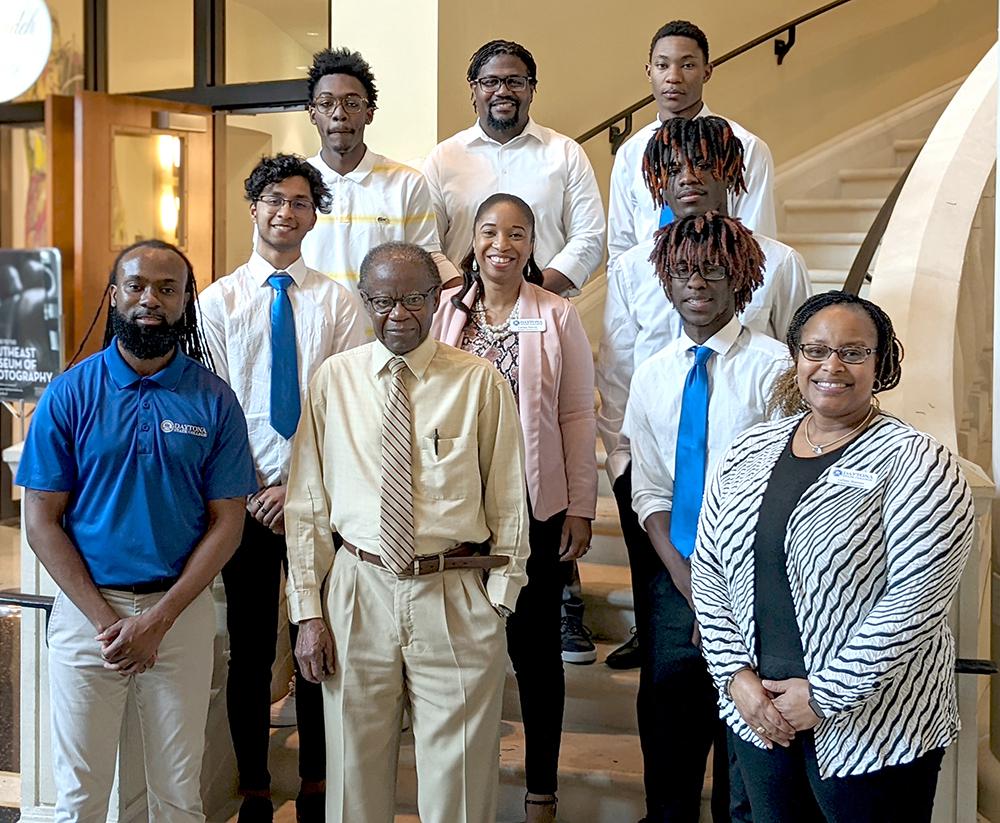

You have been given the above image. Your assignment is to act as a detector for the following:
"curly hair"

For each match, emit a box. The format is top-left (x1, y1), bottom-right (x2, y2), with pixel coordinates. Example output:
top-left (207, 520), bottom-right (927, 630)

top-left (650, 212), bottom-right (764, 314)
top-left (649, 20), bottom-right (710, 62)
top-left (452, 193), bottom-right (544, 317)
top-left (307, 47), bottom-right (378, 106)
top-left (69, 239), bottom-right (213, 370)
top-left (244, 153), bottom-right (332, 214)
top-left (642, 115), bottom-right (746, 207)
top-left (466, 40), bottom-right (538, 87)
top-left (767, 291), bottom-right (905, 417)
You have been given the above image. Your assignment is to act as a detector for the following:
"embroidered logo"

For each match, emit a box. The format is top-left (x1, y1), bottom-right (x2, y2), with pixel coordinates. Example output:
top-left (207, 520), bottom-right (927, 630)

top-left (160, 419), bottom-right (208, 438)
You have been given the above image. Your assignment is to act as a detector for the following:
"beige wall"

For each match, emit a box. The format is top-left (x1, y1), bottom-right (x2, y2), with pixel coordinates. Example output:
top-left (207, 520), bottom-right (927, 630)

top-left (437, 0), bottom-right (996, 206)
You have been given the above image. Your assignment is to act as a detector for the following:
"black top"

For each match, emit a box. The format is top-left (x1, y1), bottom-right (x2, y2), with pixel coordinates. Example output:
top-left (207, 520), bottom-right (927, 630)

top-left (753, 425), bottom-right (847, 680)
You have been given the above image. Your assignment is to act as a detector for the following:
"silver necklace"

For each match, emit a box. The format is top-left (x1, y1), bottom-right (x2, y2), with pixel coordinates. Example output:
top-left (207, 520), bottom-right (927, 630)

top-left (472, 296), bottom-right (520, 348)
top-left (803, 406), bottom-right (877, 455)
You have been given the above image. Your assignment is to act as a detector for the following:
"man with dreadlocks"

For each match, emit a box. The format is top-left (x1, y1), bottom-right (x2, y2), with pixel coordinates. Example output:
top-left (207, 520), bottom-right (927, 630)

top-left (608, 20), bottom-right (776, 268)
top-left (424, 39), bottom-right (605, 295)
top-left (621, 213), bottom-right (788, 822)
top-left (200, 154), bottom-right (366, 823)
top-left (16, 239), bottom-right (257, 822)
top-left (300, 47), bottom-right (458, 315)
top-left (599, 115), bottom-right (809, 673)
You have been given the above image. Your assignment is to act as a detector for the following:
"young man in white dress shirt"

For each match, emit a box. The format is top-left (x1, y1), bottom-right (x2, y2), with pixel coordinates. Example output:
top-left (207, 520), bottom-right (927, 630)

top-left (622, 213), bottom-right (788, 823)
top-left (423, 39), bottom-right (606, 295)
top-left (598, 114), bottom-right (810, 672)
top-left (299, 48), bottom-right (458, 307)
top-left (608, 19), bottom-right (777, 267)
top-left (199, 154), bottom-right (366, 823)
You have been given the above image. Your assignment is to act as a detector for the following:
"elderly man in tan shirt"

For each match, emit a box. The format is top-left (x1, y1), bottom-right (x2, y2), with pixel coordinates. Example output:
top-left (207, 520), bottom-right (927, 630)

top-left (284, 241), bottom-right (529, 823)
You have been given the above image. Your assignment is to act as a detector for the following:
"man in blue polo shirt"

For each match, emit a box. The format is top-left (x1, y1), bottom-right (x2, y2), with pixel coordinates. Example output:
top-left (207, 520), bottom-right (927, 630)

top-left (17, 239), bottom-right (257, 823)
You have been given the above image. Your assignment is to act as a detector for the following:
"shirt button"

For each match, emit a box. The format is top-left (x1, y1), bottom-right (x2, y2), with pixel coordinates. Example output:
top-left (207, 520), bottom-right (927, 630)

top-left (143, 402), bottom-right (150, 409)
top-left (141, 423), bottom-right (149, 432)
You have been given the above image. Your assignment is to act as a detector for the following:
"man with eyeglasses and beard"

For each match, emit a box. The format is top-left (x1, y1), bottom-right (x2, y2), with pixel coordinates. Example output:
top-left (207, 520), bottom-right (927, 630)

top-left (300, 48), bottom-right (458, 313)
top-left (16, 239), bottom-right (257, 823)
top-left (424, 39), bottom-right (605, 296)
top-left (284, 241), bottom-right (529, 823)
top-left (199, 154), bottom-right (366, 822)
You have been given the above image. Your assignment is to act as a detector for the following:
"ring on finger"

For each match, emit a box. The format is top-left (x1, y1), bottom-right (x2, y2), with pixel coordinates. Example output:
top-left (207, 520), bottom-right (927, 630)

top-left (756, 725), bottom-right (766, 734)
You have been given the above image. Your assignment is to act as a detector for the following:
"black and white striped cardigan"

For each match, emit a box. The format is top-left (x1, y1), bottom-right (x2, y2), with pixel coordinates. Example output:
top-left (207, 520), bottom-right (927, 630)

top-left (690, 412), bottom-right (975, 778)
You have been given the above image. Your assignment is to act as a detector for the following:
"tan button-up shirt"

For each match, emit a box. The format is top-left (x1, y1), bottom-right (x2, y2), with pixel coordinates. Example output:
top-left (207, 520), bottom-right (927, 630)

top-left (285, 336), bottom-right (529, 622)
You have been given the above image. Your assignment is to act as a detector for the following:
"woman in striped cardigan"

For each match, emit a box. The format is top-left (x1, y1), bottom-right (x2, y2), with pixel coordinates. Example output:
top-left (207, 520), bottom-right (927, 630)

top-left (691, 292), bottom-right (974, 823)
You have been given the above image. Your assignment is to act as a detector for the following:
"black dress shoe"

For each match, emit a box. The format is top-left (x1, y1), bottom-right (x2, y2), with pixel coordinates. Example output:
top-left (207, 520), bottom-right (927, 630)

top-left (605, 628), bottom-right (640, 670)
top-left (237, 795), bottom-right (273, 823)
top-left (296, 790), bottom-right (325, 823)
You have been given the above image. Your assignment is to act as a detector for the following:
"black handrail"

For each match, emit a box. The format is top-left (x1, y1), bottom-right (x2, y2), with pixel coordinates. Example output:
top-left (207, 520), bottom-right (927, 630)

top-left (576, 0), bottom-right (856, 150)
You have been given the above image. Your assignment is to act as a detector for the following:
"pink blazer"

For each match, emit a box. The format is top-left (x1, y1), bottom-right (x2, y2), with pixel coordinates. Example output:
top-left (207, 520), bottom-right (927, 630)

top-left (432, 280), bottom-right (597, 522)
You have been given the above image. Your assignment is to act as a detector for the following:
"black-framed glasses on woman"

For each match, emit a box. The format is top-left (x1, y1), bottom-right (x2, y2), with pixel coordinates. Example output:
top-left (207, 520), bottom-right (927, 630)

top-left (310, 94), bottom-right (371, 116)
top-left (360, 287), bottom-right (439, 315)
top-left (798, 344), bottom-right (875, 365)
top-left (471, 75), bottom-right (533, 92)
top-left (666, 264), bottom-right (728, 282)
top-left (256, 195), bottom-right (315, 213)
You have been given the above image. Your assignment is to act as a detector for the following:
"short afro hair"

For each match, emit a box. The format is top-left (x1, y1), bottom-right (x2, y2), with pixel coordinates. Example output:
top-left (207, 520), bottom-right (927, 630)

top-left (359, 242), bottom-right (441, 292)
top-left (649, 20), bottom-right (710, 63)
top-left (244, 153), bottom-right (332, 214)
top-left (307, 47), bottom-right (378, 107)
top-left (467, 40), bottom-right (538, 87)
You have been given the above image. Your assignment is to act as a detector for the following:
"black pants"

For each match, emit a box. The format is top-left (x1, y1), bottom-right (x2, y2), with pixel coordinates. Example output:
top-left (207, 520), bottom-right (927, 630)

top-left (507, 507), bottom-right (570, 795)
top-left (221, 514), bottom-right (326, 793)
top-left (615, 467), bottom-right (749, 823)
top-left (731, 730), bottom-right (945, 823)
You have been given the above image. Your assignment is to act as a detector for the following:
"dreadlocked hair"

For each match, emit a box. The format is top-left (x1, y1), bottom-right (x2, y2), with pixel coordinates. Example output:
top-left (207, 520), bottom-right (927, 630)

top-left (466, 40), bottom-right (538, 86)
top-left (650, 212), bottom-right (763, 314)
top-left (767, 291), bottom-right (905, 417)
top-left (453, 193), bottom-right (544, 317)
top-left (642, 115), bottom-right (746, 209)
top-left (68, 239), bottom-right (214, 371)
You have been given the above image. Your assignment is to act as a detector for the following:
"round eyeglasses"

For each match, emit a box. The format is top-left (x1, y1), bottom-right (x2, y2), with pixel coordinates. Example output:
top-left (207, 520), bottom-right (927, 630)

top-left (472, 75), bottom-right (533, 92)
top-left (361, 288), bottom-right (438, 315)
top-left (310, 94), bottom-right (370, 116)
top-left (799, 344), bottom-right (875, 365)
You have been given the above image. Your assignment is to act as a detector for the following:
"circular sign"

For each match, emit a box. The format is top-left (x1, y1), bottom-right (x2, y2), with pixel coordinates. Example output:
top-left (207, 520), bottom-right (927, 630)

top-left (0, 0), bottom-right (53, 103)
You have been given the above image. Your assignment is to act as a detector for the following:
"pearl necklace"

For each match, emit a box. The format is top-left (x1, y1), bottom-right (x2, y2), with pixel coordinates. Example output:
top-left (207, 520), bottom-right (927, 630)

top-left (803, 405), bottom-right (877, 455)
top-left (472, 296), bottom-right (520, 347)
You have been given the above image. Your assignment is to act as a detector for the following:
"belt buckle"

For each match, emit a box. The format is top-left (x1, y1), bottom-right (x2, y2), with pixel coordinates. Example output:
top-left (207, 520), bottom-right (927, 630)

top-left (412, 554), bottom-right (446, 576)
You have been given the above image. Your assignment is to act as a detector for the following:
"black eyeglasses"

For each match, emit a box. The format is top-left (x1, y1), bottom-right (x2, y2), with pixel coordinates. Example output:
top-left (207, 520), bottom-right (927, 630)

top-left (360, 287), bottom-right (439, 315)
top-left (256, 195), bottom-right (315, 213)
top-left (799, 344), bottom-right (875, 365)
top-left (666, 264), bottom-right (728, 282)
top-left (472, 75), bottom-right (533, 92)
top-left (310, 94), bottom-right (371, 116)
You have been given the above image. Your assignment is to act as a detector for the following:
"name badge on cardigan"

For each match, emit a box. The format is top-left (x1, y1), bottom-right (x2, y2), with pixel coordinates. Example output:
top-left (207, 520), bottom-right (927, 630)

top-left (828, 467), bottom-right (878, 490)
top-left (510, 318), bottom-right (545, 333)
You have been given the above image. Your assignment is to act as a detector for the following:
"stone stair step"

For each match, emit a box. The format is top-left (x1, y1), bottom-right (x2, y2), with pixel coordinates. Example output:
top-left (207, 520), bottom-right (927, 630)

top-left (809, 268), bottom-right (849, 292)
top-left (784, 197), bottom-right (883, 233)
top-left (578, 561), bottom-right (634, 642)
top-left (838, 166), bottom-right (905, 198)
top-left (589, 495), bottom-right (627, 567)
top-left (503, 642), bottom-right (639, 734)
top-left (779, 231), bottom-right (866, 270)
top-left (893, 137), bottom-right (924, 166)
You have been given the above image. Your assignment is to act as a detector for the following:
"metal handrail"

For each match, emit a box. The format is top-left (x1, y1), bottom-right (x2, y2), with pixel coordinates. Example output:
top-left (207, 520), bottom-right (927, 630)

top-left (576, 0), bottom-right (856, 150)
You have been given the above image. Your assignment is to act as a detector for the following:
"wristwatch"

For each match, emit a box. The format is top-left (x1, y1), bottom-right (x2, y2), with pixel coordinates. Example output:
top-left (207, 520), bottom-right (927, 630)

top-left (807, 687), bottom-right (826, 719)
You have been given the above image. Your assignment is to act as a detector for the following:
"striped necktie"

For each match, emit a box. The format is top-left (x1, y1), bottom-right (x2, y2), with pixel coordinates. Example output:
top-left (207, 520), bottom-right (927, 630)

top-left (379, 357), bottom-right (415, 575)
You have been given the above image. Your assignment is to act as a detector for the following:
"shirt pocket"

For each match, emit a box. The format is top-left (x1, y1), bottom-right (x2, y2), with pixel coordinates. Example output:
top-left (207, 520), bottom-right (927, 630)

top-left (417, 433), bottom-right (480, 501)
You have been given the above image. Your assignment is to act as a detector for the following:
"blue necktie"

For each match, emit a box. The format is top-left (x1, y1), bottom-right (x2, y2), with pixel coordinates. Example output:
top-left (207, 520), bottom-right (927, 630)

top-left (658, 204), bottom-right (675, 229)
top-left (670, 345), bottom-right (714, 558)
top-left (267, 273), bottom-right (300, 439)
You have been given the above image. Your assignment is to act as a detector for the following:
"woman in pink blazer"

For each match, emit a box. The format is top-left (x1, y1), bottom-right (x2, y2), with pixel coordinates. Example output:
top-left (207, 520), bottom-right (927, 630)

top-left (431, 193), bottom-right (597, 823)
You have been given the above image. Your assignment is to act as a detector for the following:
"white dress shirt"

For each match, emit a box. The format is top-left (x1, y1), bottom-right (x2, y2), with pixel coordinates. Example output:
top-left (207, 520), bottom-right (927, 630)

top-left (607, 104), bottom-right (777, 267)
top-left (423, 118), bottom-right (606, 290)
top-left (299, 148), bottom-right (459, 302)
top-left (597, 234), bottom-right (810, 483)
top-left (198, 251), bottom-right (367, 486)
top-left (622, 316), bottom-right (787, 526)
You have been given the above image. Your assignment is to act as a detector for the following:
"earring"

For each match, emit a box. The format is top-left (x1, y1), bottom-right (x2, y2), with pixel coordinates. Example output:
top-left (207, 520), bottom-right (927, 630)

top-left (471, 259), bottom-right (479, 273)
top-left (873, 379), bottom-right (882, 392)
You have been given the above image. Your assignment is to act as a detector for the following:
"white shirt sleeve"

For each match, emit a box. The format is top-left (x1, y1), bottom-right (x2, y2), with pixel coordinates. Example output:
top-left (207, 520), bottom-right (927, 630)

top-left (623, 373), bottom-right (674, 525)
top-left (607, 146), bottom-right (638, 269)
top-left (544, 143), bottom-right (606, 289)
top-left (767, 246), bottom-right (812, 340)
top-left (403, 170), bottom-right (462, 285)
top-left (197, 285), bottom-right (230, 386)
top-left (732, 137), bottom-right (777, 237)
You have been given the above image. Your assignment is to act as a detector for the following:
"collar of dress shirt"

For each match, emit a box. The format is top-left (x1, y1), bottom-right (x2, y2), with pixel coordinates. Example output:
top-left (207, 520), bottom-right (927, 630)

top-left (649, 102), bottom-right (711, 132)
top-left (467, 117), bottom-right (546, 147)
top-left (311, 147), bottom-right (376, 183)
top-left (680, 313), bottom-right (743, 358)
top-left (247, 250), bottom-right (309, 288)
top-left (371, 335), bottom-right (437, 380)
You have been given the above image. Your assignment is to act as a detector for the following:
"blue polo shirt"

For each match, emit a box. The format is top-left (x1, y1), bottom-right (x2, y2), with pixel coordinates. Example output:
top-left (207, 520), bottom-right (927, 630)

top-left (16, 340), bottom-right (258, 587)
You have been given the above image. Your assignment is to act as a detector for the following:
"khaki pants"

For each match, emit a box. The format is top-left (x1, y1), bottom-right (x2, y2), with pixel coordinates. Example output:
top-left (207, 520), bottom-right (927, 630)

top-left (47, 588), bottom-right (215, 823)
top-left (323, 549), bottom-right (507, 823)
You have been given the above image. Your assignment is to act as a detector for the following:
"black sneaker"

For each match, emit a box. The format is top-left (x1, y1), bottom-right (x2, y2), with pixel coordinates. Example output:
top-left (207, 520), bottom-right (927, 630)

top-left (605, 628), bottom-right (640, 670)
top-left (295, 790), bottom-right (325, 823)
top-left (561, 614), bottom-right (597, 664)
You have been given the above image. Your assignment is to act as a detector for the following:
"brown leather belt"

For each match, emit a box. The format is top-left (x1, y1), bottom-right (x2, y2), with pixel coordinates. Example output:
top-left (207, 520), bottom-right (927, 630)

top-left (341, 541), bottom-right (509, 577)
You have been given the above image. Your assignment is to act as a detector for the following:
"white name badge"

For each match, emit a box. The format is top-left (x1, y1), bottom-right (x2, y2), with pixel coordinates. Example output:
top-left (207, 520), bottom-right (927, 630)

top-left (828, 467), bottom-right (879, 490)
top-left (510, 318), bottom-right (546, 333)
